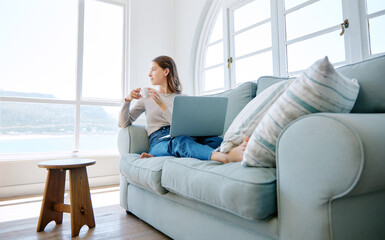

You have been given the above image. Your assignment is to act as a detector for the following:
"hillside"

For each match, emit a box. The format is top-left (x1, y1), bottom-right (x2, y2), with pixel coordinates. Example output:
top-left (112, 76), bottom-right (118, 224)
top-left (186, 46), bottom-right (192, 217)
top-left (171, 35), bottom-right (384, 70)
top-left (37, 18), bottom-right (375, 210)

top-left (0, 90), bottom-right (117, 134)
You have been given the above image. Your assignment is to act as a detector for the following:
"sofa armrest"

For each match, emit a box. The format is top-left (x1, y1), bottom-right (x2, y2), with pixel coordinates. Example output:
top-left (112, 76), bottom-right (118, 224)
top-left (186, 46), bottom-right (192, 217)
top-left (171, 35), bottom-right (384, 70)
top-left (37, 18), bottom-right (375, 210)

top-left (117, 125), bottom-right (149, 155)
top-left (276, 113), bottom-right (385, 240)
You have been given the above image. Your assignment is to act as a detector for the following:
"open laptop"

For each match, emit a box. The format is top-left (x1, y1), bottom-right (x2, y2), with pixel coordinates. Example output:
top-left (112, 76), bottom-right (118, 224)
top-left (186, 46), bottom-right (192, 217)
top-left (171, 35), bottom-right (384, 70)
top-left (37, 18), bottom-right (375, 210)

top-left (169, 96), bottom-right (228, 137)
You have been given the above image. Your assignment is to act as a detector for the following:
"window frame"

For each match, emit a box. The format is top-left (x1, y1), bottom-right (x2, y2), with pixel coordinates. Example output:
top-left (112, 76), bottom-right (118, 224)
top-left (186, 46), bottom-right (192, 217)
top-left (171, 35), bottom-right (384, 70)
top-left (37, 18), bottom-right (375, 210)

top-left (228, 0), bottom-right (275, 86)
top-left (0, 0), bottom-right (129, 159)
top-left (195, 0), bottom-right (226, 95)
top-left (196, 0), bottom-right (385, 95)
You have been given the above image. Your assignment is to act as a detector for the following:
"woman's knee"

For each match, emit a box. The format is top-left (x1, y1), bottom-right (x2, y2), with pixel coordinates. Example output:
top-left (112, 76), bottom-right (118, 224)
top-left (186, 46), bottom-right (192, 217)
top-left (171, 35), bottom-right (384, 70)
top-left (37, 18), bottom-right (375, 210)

top-left (170, 136), bottom-right (195, 156)
top-left (149, 141), bottom-right (171, 156)
top-left (172, 135), bottom-right (194, 145)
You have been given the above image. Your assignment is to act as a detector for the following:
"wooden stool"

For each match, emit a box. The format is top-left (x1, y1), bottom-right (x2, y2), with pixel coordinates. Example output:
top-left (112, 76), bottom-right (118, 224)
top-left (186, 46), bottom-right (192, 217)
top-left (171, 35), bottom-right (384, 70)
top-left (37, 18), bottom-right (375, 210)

top-left (37, 159), bottom-right (96, 237)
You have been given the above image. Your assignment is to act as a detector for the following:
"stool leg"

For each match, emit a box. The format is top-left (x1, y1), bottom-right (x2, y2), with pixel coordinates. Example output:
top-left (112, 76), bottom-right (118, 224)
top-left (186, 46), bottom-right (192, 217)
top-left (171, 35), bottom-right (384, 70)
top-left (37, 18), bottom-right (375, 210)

top-left (69, 167), bottom-right (95, 237)
top-left (37, 169), bottom-right (66, 232)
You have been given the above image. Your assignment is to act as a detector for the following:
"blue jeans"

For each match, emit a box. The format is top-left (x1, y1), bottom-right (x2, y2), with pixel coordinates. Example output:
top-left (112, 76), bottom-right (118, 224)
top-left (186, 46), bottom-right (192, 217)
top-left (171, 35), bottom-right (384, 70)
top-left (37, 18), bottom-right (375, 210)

top-left (148, 126), bottom-right (222, 160)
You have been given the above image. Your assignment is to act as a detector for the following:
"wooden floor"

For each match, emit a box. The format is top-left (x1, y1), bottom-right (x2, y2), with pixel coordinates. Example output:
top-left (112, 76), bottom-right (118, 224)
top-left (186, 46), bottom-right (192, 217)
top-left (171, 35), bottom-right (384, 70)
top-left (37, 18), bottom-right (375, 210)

top-left (0, 186), bottom-right (170, 240)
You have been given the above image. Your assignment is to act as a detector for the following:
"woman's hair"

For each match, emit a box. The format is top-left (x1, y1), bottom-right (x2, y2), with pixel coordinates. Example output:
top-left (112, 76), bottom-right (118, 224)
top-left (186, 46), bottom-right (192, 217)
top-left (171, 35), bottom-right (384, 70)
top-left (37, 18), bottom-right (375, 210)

top-left (152, 55), bottom-right (182, 94)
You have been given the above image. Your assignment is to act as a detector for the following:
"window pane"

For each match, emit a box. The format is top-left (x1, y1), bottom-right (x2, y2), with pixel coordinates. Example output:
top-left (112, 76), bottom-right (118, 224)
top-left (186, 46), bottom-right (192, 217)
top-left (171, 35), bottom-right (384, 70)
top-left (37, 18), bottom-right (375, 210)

top-left (286, 0), bottom-right (342, 41)
top-left (82, 0), bottom-right (124, 100)
top-left (235, 52), bottom-right (273, 84)
top-left (79, 106), bottom-right (119, 152)
top-left (234, 0), bottom-right (270, 32)
top-left (204, 66), bottom-right (225, 91)
top-left (287, 30), bottom-right (345, 72)
top-left (285, 0), bottom-right (308, 10)
top-left (234, 23), bottom-right (271, 57)
top-left (0, 102), bottom-right (75, 154)
top-left (369, 15), bottom-right (385, 55)
top-left (0, 0), bottom-right (77, 100)
top-left (366, 0), bottom-right (385, 14)
top-left (209, 10), bottom-right (223, 43)
top-left (205, 42), bottom-right (224, 67)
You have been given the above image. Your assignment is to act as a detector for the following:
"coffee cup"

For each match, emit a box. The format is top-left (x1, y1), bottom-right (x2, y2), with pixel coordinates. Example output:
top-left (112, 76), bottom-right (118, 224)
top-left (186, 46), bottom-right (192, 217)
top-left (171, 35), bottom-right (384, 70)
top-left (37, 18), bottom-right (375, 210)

top-left (141, 87), bottom-right (150, 98)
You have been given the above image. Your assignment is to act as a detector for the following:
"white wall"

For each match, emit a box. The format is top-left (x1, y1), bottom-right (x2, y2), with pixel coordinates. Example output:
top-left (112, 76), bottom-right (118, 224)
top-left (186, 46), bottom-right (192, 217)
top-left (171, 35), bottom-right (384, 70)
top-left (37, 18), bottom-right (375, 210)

top-left (172, 0), bottom-right (212, 95)
top-left (128, 0), bottom-right (174, 92)
top-left (128, 0), bottom-right (210, 95)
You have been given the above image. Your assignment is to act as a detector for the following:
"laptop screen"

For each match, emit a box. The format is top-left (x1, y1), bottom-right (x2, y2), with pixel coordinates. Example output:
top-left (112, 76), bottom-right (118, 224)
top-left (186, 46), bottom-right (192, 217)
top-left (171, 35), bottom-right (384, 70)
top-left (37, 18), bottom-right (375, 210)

top-left (170, 96), bottom-right (228, 137)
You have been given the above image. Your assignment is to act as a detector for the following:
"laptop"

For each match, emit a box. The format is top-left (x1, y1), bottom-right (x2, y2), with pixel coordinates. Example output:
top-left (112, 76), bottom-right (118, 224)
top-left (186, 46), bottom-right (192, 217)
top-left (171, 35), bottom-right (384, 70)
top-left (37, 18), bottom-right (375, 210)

top-left (169, 96), bottom-right (228, 137)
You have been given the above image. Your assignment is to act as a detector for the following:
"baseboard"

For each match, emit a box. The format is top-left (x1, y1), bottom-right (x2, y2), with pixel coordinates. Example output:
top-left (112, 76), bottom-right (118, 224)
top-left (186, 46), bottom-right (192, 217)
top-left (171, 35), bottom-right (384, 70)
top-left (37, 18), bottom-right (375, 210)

top-left (0, 175), bottom-right (119, 199)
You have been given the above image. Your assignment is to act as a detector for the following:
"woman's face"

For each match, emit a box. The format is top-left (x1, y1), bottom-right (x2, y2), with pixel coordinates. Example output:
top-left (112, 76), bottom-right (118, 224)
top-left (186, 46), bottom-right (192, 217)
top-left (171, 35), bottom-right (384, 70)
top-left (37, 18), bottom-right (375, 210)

top-left (149, 62), bottom-right (167, 86)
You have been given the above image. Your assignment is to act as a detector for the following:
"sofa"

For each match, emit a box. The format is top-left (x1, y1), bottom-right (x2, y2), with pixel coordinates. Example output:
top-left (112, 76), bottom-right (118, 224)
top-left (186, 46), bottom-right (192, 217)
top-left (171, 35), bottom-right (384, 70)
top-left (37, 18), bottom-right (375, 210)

top-left (117, 55), bottom-right (385, 240)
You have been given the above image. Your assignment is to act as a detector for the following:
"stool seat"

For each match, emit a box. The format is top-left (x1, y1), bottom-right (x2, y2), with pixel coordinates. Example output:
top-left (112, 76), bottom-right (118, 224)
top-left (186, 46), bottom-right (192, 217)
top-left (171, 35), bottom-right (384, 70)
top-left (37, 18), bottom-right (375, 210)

top-left (38, 159), bottom-right (95, 169)
top-left (37, 159), bottom-right (96, 237)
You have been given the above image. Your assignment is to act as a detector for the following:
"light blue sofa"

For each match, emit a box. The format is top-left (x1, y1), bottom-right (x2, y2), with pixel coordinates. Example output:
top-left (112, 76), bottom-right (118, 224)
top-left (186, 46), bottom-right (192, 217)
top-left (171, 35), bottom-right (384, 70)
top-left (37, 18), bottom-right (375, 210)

top-left (117, 55), bottom-right (385, 240)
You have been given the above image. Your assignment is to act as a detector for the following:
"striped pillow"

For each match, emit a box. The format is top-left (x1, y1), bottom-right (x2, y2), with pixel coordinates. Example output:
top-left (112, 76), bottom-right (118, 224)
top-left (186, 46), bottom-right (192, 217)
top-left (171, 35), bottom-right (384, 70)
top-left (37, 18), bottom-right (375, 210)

top-left (243, 57), bottom-right (360, 167)
top-left (220, 80), bottom-right (292, 153)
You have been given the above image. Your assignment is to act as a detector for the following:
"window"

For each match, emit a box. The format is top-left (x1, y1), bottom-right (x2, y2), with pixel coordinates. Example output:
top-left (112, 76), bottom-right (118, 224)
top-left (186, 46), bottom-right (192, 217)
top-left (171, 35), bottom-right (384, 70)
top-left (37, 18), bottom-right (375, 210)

top-left (201, 10), bottom-right (226, 93)
top-left (365, 0), bottom-right (385, 55)
top-left (230, 0), bottom-right (273, 85)
top-left (0, 0), bottom-right (127, 157)
top-left (82, 0), bottom-right (125, 100)
top-left (198, 0), bottom-right (385, 95)
top-left (284, 0), bottom-right (346, 73)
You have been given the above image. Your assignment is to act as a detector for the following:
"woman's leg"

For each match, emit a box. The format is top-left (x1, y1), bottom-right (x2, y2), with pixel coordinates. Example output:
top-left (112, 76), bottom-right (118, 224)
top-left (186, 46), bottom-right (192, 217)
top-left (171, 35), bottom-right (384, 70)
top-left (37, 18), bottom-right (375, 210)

top-left (210, 136), bottom-right (249, 163)
top-left (170, 136), bottom-right (215, 160)
top-left (142, 140), bottom-right (171, 158)
top-left (141, 126), bottom-right (171, 158)
top-left (142, 136), bottom-right (220, 159)
top-left (194, 136), bottom-right (222, 149)
top-left (142, 135), bottom-right (249, 164)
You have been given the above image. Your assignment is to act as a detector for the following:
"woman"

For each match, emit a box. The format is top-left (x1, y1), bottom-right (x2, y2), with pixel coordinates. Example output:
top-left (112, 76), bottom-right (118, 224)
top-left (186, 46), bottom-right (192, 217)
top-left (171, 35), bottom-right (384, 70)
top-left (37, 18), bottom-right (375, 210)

top-left (118, 56), bottom-right (248, 163)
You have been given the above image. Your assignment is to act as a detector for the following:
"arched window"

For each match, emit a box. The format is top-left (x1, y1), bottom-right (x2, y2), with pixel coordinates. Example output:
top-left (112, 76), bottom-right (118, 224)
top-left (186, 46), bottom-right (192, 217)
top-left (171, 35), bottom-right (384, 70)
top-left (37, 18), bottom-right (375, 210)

top-left (196, 0), bottom-right (385, 95)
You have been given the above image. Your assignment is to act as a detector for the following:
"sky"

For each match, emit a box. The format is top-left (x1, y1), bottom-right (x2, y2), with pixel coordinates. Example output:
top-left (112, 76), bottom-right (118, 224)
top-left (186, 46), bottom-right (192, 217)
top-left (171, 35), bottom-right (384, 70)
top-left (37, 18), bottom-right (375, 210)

top-left (0, 0), bottom-right (78, 99)
top-left (0, 0), bottom-right (124, 100)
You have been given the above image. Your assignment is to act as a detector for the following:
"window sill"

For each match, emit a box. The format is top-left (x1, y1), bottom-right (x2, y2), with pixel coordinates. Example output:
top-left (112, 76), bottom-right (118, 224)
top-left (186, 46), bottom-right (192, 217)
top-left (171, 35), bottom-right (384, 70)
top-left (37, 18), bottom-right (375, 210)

top-left (0, 150), bottom-right (119, 162)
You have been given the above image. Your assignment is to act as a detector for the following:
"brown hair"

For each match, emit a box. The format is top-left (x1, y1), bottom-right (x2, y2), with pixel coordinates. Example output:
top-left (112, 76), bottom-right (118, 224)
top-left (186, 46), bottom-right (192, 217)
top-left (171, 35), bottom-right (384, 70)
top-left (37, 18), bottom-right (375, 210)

top-left (152, 55), bottom-right (182, 94)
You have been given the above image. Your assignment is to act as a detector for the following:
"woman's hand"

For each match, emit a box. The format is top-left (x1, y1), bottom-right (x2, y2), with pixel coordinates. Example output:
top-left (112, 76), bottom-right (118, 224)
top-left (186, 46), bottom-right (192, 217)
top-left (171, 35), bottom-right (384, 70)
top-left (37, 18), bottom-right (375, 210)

top-left (125, 88), bottom-right (141, 102)
top-left (149, 88), bottom-right (168, 112)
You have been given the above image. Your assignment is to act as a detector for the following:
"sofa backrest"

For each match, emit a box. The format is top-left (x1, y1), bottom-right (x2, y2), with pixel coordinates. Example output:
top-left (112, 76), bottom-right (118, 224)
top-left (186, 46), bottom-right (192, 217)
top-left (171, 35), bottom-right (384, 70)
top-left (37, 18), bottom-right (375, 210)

top-left (337, 55), bottom-right (385, 113)
top-left (256, 54), bottom-right (385, 113)
top-left (209, 82), bottom-right (257, 134)
top-left (255, 76), bottom-right (291, 95)
top-left (207, 55), bottom-right (384, 136)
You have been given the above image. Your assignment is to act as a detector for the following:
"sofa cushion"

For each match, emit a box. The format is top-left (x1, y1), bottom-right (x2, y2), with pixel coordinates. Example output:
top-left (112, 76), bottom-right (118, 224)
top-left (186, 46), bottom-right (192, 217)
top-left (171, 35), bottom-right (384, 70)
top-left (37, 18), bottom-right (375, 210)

top-left (337, 54), bottom-right (385, 113)
top-left (243, 57), bottom-right (360, 167)
top-left (209, 82), bottom-right (257, 134)
top-left (120, 154), bottom-right (175, 194)
top-left (220, 80), bottom-right (292, 153)
top-left (161, 158), bottom-right (277, 221)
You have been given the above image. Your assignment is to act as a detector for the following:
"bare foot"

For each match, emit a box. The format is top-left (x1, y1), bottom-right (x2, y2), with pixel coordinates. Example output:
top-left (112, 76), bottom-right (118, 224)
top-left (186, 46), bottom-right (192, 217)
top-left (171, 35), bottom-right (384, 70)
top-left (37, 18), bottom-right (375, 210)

top-left (211, 136), bottom-right (249, 163)
top-left (140, 152), bottom-right (154, 158)
top-left (226, 136), bottom-right (249, 162)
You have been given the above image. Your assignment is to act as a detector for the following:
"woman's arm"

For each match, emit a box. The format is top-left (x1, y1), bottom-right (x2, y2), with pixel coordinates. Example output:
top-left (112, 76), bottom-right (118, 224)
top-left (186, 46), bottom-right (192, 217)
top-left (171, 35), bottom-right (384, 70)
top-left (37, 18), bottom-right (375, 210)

top-left (148, 88), bottom-right (173, 124)
top-left (118, 89), bottom-right (145, 128)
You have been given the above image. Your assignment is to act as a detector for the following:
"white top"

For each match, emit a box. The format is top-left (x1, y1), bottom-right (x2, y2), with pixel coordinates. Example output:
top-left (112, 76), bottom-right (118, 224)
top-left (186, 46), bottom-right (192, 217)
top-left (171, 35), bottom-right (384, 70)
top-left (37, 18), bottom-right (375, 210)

top-left (118, 93), bottom-right (179, 136)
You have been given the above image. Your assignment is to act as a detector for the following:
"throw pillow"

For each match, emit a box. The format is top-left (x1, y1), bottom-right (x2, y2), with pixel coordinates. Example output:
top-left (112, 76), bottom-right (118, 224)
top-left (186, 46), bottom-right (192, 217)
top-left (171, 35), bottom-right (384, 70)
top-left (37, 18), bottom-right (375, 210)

top-left (220, 79), bottom-right (293, 153)
top-left (243, 56), bottom-right (360, 167)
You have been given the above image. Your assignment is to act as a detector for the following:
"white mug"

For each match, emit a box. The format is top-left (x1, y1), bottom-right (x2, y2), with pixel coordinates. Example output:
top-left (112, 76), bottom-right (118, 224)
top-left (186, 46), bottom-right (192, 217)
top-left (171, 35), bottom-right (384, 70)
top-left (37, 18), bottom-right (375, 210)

top-left (141, 87), bottom-right (150, 98)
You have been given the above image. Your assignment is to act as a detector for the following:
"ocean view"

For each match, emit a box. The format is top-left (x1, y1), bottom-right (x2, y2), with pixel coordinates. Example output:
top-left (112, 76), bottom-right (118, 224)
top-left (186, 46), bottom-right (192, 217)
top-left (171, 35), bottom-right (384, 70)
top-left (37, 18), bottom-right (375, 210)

top-left (0, 134), bottom-right (118, 154)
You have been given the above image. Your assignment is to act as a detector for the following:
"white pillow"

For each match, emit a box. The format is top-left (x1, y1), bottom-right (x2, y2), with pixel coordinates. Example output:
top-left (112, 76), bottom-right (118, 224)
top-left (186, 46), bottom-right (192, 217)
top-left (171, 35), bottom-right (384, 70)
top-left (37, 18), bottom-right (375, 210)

top-left (220, 80), bottom-right (293, 153)
top-left (243, 56), bottom-right (360, 167)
